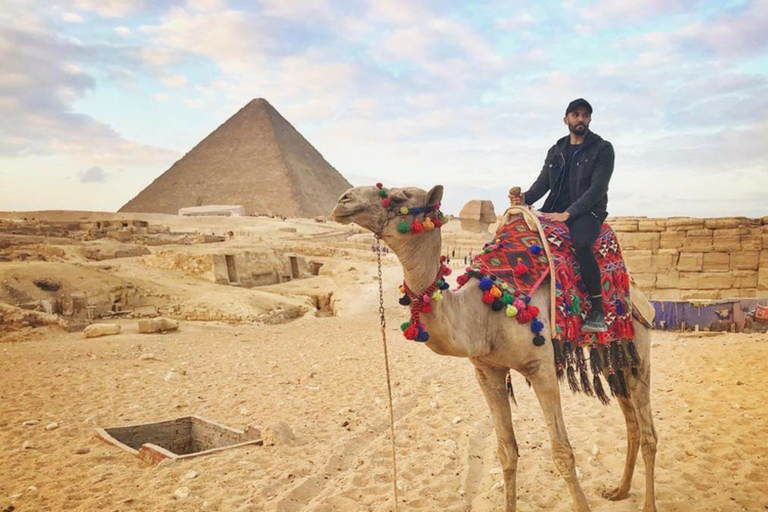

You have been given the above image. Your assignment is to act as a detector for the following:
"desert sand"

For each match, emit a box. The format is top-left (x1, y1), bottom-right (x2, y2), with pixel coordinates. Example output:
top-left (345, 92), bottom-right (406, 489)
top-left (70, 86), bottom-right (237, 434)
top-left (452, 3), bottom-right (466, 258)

top-left (1, 213), bottom-right (768, 512)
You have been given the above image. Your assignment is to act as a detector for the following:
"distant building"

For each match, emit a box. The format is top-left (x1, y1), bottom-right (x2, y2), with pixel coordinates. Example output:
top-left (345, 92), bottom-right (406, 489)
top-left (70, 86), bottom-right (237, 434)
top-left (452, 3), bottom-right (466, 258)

top-left (178, 205), bottom-right (246, 217)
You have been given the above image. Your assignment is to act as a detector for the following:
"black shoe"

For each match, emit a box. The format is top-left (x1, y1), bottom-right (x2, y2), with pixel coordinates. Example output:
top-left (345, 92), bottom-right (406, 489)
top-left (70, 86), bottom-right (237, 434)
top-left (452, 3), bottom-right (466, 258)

top-left (582, 308), bottom-right (608, 333)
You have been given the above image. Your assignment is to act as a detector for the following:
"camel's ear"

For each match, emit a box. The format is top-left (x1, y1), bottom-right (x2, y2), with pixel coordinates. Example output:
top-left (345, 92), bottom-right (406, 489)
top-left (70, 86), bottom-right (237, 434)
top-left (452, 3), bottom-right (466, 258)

top-left (426, 185), bottom-right (444, 206)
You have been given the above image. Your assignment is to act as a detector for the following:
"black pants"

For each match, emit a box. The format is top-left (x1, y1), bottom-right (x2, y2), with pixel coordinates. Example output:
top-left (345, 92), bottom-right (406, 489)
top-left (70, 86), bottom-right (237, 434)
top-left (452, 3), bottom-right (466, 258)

top-left (566, 212), bottom-right (606, 299)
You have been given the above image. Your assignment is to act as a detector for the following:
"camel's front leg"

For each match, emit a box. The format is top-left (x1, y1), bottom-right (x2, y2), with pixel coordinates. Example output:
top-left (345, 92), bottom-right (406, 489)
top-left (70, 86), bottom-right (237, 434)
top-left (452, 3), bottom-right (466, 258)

top-left (473, 364), bottom-right (519, 512)
top-left (528, 364), bottom-right (592, 512)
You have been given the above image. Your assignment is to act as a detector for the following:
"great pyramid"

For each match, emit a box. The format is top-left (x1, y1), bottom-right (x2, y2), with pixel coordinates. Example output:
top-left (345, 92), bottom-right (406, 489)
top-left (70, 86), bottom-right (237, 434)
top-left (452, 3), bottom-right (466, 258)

top-left (119, 98), bottom-right (351, 217)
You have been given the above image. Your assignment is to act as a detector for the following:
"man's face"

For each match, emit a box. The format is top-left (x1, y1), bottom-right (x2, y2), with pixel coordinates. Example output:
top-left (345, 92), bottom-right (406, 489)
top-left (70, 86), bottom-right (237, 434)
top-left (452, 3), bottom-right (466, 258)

top-left (564, 107), bottom-right (591, 136)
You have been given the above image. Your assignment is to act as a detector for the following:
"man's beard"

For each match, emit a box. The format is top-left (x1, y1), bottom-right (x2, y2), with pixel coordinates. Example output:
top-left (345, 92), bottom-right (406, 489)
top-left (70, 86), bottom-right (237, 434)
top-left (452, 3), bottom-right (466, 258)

top-left (569, 123), bottom-right (588, 135)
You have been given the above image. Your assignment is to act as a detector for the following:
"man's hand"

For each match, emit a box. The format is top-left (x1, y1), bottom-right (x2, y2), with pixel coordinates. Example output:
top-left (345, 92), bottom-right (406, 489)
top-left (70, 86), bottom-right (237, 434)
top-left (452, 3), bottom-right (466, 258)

top-left (542, 211), bottom-right (570, 223)
top-left (508, 187), bottom-right (526, 206)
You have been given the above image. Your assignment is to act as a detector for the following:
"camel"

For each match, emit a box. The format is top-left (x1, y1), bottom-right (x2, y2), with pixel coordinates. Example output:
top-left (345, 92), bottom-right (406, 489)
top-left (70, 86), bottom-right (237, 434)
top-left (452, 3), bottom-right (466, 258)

top-left (331, 185), bottom-right (658, 512)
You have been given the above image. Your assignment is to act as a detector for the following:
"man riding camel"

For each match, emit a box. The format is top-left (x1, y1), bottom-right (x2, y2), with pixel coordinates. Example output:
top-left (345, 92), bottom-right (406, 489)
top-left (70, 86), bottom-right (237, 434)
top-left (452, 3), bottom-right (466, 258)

top-left (509, 98), bottom-right (614, 333)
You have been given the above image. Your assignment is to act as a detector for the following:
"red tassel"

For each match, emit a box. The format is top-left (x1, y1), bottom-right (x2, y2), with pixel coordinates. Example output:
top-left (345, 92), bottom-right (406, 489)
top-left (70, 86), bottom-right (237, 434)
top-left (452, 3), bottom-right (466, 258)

top-left (376, 182), bottom-right (383, 189)
top-left (404, 325), bottom-right (418, 340)
top-left (528, 305), bottom-right (540, 317)
top-left (442, 266), bottom-right (452, 276)
top-left (516, 310), bottom-right (531, 323)
top-left (381, 198), bottom-right (390, 207)
top-left (410, 218), bottom-right (423, 233)
top-left (456, 274), bottom-right (469, 286)
top-left (422, 302), bottom-right (433, 314)
top-left (482, 291), bottom-right (494, 304)
top-left (433, 215), bottom-right (443, 228)
top-left (513, 259), bottom-right (529, 276)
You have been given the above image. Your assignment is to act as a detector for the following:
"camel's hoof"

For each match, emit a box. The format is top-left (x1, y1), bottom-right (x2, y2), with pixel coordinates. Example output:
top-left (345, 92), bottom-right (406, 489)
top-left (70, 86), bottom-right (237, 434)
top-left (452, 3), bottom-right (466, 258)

top-left (602, 487), bottom-right (630, 501)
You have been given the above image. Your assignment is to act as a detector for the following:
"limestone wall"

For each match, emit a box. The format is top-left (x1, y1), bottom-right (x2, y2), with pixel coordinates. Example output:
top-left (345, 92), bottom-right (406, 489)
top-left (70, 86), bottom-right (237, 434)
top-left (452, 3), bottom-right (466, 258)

top-left (611, 216), bottom-right (768, 300)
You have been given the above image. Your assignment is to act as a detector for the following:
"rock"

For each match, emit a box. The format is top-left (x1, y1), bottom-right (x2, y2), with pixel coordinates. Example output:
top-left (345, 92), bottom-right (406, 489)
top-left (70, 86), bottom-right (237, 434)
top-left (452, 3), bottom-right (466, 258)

top-left (429, 400), bottom-right (439, 409)
top-left (74, 447), bottom-right (90, 455)
top-left (576, 467), bottom-right (583, 481)
top-left (174, 487), bottom-right (190, 499)
top-left (735, 380), bottom-right (744, 386)
top-left (138, 353), bottom-right (158, 361)
top-left (83, 323), bottom-right (122, 339)
top-left (45, 422), bottom-right (59, 431)
top-left (490, 467), bottom-right (502, 475)
top-left (22, 420), bottom-right (38, 426)
top-left (184, 470), bottom-right (198, 480)
top-left (239, 407), bottom-right (249, 415)
top-left (452, 416), bottom-right (462, 425)
top-left (262, 421), bottom-right (295, 446)
top-left (138, 317), bottom-right (179, 334)
top-left (591, 444), bottom-right (600, 456)
top-left (491, 481), bottom-right (504, 491)
top-left (26, 486), bottom-right (38, 494)
top-left (22, 440), bottom-right (34, 449)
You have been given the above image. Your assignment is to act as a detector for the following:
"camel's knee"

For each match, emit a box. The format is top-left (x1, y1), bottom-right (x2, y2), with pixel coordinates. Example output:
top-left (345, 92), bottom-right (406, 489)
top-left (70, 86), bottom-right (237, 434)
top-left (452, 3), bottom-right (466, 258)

top-left (552, 444), bottom-right (577, 478)
top-left (640, 428), bottom-right (658, 458)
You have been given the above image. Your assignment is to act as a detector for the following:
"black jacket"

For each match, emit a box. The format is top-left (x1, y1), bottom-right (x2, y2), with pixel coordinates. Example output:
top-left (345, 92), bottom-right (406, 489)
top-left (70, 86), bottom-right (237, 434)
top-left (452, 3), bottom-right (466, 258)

top-left (523, 130), bottom-right (614, 220)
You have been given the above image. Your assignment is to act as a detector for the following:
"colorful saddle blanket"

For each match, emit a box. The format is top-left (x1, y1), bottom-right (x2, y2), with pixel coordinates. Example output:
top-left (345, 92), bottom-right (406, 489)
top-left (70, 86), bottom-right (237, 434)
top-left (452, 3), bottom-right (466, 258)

top-left (456, 211), bottom-right (640, 402)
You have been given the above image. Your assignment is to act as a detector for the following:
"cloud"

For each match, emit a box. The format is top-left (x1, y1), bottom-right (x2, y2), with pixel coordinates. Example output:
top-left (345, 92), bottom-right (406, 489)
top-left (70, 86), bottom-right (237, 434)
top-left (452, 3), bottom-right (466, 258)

top-left (114, 26), bottom-right (131, 37)
top-left (78, 166), bottom-right (108, 182)
top-left (72, 0), bottom-right (145, 17)
top-left (61, 12), bottom-right (84, 23)
top-left (161, 74), bottom-right (188, 87)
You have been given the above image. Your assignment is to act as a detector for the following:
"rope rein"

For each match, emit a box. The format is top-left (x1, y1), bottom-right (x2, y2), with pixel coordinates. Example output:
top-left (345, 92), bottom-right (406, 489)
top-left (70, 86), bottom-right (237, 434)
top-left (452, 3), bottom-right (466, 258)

top-left (375, 233), bottom-right (400, 512)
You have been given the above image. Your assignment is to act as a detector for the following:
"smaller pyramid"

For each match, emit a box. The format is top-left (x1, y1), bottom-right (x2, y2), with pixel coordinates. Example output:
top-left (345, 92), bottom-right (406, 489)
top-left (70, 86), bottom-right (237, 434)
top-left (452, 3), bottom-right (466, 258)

top-left (119, 99), bottom-right (351, 217)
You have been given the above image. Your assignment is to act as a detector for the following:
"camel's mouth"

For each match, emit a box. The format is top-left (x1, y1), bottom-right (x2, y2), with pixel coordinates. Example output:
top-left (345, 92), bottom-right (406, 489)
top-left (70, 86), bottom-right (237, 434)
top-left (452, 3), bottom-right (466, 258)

top-left (331, 205), bottom-right (362, 222)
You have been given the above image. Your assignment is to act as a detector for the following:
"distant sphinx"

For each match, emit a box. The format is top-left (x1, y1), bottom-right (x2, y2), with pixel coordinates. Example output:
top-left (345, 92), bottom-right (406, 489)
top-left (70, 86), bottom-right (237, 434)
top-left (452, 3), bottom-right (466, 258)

top-left (459, 199), bottom-right (496, 233)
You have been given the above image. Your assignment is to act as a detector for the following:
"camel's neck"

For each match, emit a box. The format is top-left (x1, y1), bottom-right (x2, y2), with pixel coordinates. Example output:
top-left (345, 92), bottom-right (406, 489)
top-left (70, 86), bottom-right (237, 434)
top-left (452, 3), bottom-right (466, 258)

top-left (386, 229), bottom-right (442, 294)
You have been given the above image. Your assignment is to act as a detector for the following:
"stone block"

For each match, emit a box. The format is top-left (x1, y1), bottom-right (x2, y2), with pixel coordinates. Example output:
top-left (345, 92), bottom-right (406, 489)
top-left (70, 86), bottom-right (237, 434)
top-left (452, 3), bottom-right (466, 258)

top-left (683, 237), bottom-right (713, 252)
top-left (649, 289), bottom-right (681, 301)
top-left (687, 228), bottom-right (713, 237)
top-left (702, 252), bottom-right (729, 272)
top-left (761, 251), bottom-right (768, 267)
top-left (725, 289), bottom-right (756, 298)
top-left (730, 251), bottom-right (759, 270)
top-left (666, 218), bottom-right (705, 231)
top-left (732, 270), bottom-right (758, 288)
top-left (713, 234), bottom-right (741, 252)
top-left (624, 250), bottom-right (654, 273)
top-left (679, 272), bottom-right (732, 290)
top-left (660, 231), bottom-right (686, 249)
top-left (84, 323), bottom-right (122, 338)
top-left (637, 219), bottom-right (666, 232)
top-left (759, 268), bottom-right (768, 290)
top-left (677, 253), bottom-right (703, 272)
top-left (617, 232), bottom-right (660, 251)
top-left (261, 422), bottom-right (295, 446)
top-left (631, 273), bottom-right (656, 289)
top-left (656, 271), bottom-right (680, 289)
top-left (704, 218), bottom-right (756, 229)
top-left (609, 219), bottom-right (638, 232)
top-left (138, 317), bottom-right (180, 334)
top-left (763, 234), bottom-right (768, 249)
top-left (741, 232), bottom-right (763, 251)
top-left (681, 290), bottom-right (720, 301)
top-left (653, 249), bottom-right (679, 270)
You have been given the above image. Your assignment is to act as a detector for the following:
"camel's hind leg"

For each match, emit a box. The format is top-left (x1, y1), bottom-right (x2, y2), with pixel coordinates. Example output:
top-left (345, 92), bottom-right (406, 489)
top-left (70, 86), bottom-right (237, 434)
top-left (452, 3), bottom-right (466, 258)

top-left (473, 363), bottom-right (519, 512)
top-left (528, 362), bottom-right (591, 512)
top-left (603, 395), bottom-right (640, 501)
top-left (628, 323), bottom-right (658, 512)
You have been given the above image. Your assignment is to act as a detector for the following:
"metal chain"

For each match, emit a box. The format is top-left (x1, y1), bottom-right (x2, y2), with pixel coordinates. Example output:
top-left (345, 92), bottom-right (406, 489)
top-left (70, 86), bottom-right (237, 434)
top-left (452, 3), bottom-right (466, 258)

top-left (375, 234), bottom-right (400, 512)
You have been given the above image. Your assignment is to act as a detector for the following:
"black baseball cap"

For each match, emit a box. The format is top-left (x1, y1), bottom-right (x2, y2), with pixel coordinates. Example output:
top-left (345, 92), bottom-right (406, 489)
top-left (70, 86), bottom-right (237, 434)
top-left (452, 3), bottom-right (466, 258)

top-left (565, 98), bottom-right (592, 116)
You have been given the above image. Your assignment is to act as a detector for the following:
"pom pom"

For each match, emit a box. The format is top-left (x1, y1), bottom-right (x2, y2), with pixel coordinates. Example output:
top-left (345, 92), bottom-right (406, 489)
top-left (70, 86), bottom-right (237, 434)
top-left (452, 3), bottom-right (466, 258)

top-left (442, 266), bottom-right (452, 276)
top-left (571, 295), bottom-right (581, 315)
top-left (482, 291), bottom-right (494, 304)
top-left (433, 215), bottom-right (443, 228)
top-left (422, 293), bottom-right (431, 303)
top-left (516, 310), bottom-right (531, 323)
top-left (376, 182), bottom-right (383, 189)
top-left (410, 218), bottom-right (423, 234)
top-left (422, 302), bottom-right (433, 314)
top-left (439, 281), bottom-right (450, 290)
top-left (378, 188), bottom-right (387, 198)
top-left (415, 326), bottom-right (429, 342)
top-left (506, 305), bottom-right (518, 317)
top-left (398, 284), bottom-right (405, 293)
top-left (500, 282), bottom-right (508, 290)
top-left (528, 305), bottom-right (540, 317)
top-left (490, 286), bottom-right (502, 299)
top-left (533, 334), bottom-right (546, 346)
top-left (400, 321), bottom-right (411, 331)
top-left (479, 278), bottom-right (493, 291)
top-left (531, 319), bottom-right (544, 333)
top-left (404, 325), bottom-right (418, 340)
top-left (399, 295), bottom-right (411, 306)
top-left (529, 244), bottom-right (542, 255)
top-left (501, 293), bottom-right (514, 305)
top-left (513, 259), bottom-right (529, 276)
top-left (423, 217), bottom-right (435, 231)
top-left (432, 290), bottom-right (443, 301)
top-left (524, 296), bottom-right (531, 304)
top-left (513, 298), bottom-right (526, 310)
top-left (456, 274), bottom-right (469, 286)
top-left (381, 198), bottom-right (390, 207)
top-left (397, 219), bottom-right (410, 234)
top-left (491, 299), bottom-right (504, 311)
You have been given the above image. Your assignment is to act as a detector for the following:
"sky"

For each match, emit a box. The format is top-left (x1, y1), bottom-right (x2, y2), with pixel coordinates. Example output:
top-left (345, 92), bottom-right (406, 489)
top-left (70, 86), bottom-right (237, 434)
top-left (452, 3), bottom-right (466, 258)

top-left (1, 0), bottom-right (768, 217)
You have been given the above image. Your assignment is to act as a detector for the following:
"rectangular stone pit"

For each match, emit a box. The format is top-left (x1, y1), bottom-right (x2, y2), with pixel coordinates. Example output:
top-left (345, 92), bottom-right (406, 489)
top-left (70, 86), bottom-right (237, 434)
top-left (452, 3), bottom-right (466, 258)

top-left (96, 416), bottom-right (262, 465)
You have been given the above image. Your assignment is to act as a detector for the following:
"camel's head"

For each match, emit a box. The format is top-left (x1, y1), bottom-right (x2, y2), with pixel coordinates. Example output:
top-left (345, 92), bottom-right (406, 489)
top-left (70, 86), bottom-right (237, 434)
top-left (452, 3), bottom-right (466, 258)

top-left (331, 185), bottom-right (444, 238)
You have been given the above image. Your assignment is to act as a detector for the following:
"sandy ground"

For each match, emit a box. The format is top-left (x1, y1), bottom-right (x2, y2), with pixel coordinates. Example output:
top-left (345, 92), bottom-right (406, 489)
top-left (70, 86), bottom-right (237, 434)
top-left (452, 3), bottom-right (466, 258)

top-left (1, 226), bottom-right (768, 511)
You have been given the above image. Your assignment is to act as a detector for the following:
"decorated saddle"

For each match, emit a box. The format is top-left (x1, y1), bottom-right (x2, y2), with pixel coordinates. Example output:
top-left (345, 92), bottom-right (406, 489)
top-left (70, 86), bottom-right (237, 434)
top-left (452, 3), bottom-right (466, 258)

top-left (454, 209), bottom-right (644, 403)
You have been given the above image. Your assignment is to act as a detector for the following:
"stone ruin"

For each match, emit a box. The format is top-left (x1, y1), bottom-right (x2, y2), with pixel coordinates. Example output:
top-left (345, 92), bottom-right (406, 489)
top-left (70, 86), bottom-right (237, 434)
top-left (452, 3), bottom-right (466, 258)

top-left (459, 200), bottom-right (497, 233)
